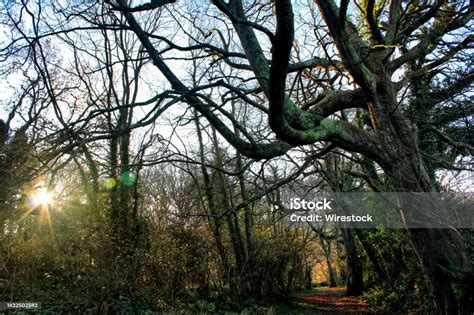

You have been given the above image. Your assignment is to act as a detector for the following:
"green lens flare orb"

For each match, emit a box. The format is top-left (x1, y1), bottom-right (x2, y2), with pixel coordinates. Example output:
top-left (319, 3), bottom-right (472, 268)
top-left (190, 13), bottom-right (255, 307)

top-left (104, 178), bottom-right (117, 189)
top-left (121, 172), bottom-right (137, 186)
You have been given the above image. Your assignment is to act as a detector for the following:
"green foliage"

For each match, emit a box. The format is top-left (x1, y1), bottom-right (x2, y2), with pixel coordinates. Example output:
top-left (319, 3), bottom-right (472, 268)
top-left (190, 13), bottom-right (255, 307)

top-left (363, 274), bottom-right (422, 314)
top-left (361, 229), bottom-right (429, 313)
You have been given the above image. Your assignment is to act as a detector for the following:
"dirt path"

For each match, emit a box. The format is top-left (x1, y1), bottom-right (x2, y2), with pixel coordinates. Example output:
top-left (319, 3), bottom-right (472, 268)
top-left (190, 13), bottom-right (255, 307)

top-left (294, 287), bottom-right (374, 314)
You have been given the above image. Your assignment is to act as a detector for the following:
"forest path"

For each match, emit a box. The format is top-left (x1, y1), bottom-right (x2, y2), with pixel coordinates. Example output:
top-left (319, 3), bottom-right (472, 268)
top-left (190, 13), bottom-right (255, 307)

top-left (294, 287), bottom-right (373, 314)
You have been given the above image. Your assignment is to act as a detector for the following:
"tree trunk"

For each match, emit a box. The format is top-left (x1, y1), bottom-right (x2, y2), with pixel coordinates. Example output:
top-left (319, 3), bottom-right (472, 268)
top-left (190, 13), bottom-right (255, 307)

top-left (341, 228), bottom-right (364, 296)
top-left (354, 229), bottom-right (388, 280)
top-left (320, 237), bottom-right (338, 287)
top-left (230, 99), bottom-right (253, 260)
top-left (410, 229), bottom-right (467, 314)
top-left (236, 147), bottom-right (253, 261)
top-left (194, 110), bottom-right (230, 278)
top-left (378, 120), bottom-right (470, 314)
top-left (211, 127), bottom-right (246, 275)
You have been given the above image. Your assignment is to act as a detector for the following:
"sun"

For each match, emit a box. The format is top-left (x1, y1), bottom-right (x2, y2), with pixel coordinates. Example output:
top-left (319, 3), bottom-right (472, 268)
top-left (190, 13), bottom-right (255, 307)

top-left (31, 188), bottom-right (55, 208)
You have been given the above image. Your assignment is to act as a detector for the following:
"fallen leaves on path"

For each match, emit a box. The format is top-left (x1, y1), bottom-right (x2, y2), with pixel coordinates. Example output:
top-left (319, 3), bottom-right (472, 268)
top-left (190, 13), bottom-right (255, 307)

top-left (294, 287), bottom-right (373, 314)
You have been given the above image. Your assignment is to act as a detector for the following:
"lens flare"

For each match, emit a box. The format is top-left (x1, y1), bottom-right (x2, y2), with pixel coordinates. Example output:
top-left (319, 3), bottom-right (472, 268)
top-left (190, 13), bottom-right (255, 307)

top-left (31, 188), bottom-right (55, 207)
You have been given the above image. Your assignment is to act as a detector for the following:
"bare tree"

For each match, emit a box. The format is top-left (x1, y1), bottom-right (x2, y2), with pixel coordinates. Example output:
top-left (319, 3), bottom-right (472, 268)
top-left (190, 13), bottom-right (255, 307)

top-left (108, 1), bottom-right (472, 312)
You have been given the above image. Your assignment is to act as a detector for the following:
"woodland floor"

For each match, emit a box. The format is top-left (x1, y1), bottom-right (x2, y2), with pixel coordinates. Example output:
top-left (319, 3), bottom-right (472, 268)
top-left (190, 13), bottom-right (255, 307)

top-left (294, 287), bottom-right (374, 314)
